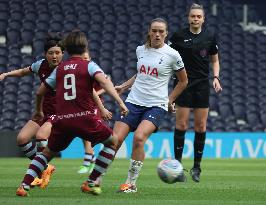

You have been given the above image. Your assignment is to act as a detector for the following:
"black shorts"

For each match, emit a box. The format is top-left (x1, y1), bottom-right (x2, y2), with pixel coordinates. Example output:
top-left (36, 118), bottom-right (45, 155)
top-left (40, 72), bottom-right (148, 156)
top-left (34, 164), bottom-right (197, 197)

top-left (175, 78), bottom-right (210, 108)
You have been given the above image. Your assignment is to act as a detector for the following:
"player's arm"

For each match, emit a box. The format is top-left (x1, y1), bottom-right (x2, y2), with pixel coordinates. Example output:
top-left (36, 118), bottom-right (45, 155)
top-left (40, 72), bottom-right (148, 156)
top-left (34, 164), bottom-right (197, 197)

top-left (92, 88), bottom-right (112, 120)
top-left (115, 74), bottom-right (137, 95)
top-left (211, 54), bottom-right (222, 93)
top-left (0, 67), bottom-right (31, 80)
top-left (96, 76), bottom-right (113, 96)
top-left (95, 73), bottom-right (128, 116)
top-left (33, 83), bottom-right (48, 122)
top-left (168, 69), bottom-right (188, 112)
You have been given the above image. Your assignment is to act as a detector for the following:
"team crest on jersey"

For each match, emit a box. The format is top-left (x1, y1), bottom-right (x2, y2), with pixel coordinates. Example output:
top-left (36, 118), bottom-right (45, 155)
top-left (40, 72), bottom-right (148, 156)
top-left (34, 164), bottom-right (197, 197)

top-left (139, 65), bottom-right (158, 77)
top-left (200, 49), bottom-right (207, 57)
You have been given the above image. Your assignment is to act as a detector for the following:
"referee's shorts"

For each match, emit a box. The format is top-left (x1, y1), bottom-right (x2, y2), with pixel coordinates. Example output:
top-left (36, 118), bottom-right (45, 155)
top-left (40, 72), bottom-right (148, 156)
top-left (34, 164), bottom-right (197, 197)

top-left (175, 78), bottom-right (210, 108)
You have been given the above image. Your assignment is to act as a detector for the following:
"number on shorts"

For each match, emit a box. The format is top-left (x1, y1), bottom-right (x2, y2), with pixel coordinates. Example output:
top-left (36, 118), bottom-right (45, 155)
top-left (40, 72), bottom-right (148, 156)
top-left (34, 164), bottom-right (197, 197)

top-left (64, 74), bottom-right (76, 100)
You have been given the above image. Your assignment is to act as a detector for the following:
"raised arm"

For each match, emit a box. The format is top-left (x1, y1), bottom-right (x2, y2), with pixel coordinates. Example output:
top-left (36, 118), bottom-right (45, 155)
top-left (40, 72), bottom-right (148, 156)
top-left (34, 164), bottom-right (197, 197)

top-left (0, 67), bottom-right (31, 80)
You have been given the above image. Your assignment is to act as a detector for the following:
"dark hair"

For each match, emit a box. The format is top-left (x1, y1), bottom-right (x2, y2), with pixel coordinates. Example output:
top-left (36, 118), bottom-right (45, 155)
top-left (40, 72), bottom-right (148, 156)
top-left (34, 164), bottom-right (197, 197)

top-left (63, 30), bottom-right (88, 55)
top-left (145, 18), bottom-right (168, 49)
top-left (189, 3), bottom-right (205, 15)
top-left (44, 32), bottom-right (64, 53)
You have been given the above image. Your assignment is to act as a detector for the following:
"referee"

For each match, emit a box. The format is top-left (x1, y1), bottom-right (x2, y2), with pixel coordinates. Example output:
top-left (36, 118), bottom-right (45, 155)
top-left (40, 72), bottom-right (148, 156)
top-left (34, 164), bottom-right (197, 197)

top-left (169, 3), bottom-right (222, 182)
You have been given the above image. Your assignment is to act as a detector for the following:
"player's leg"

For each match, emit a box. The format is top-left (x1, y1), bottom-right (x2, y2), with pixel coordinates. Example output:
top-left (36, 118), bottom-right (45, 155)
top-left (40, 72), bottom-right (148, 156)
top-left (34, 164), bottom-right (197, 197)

top-left (16, 127), bottom-right (74, 196)
top-left (32, 121), bottom-right (54, 187)
top-left (174, 107), bottom-right (190, 162)
top-left (35, 121), bottom-right (52, 155)
top-left (78, 140), bottom-right (95, 174)
top-left (118, 120), bottom-right (155, 193)
top-left (81, 122), bottom-right (129, 195)
top-left (16, 146), bottom-right (57, 197)
top-left (17, 120), bottom-right (40, 160)
top-left (190, 108), bottom-right (208, 182)
top-left (118, 107), bottom-right (166, 193)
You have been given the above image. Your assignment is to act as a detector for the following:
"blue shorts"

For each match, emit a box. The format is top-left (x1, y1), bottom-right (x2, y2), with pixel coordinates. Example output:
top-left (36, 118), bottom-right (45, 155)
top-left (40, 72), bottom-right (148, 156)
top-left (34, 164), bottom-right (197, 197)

top-left (116, 102), bottom-right (167, 131)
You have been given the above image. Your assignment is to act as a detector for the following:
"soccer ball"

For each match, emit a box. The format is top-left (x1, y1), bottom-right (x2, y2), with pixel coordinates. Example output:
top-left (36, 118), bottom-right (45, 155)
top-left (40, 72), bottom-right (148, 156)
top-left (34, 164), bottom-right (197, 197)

top-left (157, 159), bottom-right (184, 184)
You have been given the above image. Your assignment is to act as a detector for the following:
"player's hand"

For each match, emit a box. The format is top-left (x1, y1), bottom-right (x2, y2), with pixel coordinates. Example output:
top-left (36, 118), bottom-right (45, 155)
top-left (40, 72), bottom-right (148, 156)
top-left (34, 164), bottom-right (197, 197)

top-left (213, 79), bottom-right (222, 93)
top-left (119, 102), bottom-right (129, 116)
top-left (115, 85), bottom-right (124, 95)
top-left (32, 111), bottom-right (44, 122)
top-left (0, 73), bottom-right (6, 81)
top-left (168, 102), bottom-right (176, 113)
top-left (100, 108), bottom-right (113, 121)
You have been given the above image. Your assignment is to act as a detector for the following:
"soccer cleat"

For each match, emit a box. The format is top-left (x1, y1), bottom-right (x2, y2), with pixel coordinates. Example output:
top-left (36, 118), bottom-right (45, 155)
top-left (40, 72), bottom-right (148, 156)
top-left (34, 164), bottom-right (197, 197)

top-left (81, 181), bottom-right (102, 195)
top-left (176, 170), bottom-right (187, 182)
top-left (31, 177), bottom-right (42, 187)
top-left (77, 165), bottom-right (90, 174)
top-left (117, 183), bottom-right (137, 193)
top-left (40, 164), bottom-right (55, 188)
top-left (78, 163), bottom-right (95, 174)
top-left (190, 167), bottom-right (201, 182)
top-left (88, 163), bottom-right (95, 174)
top-left (16, 186), bottom-right (29, 197)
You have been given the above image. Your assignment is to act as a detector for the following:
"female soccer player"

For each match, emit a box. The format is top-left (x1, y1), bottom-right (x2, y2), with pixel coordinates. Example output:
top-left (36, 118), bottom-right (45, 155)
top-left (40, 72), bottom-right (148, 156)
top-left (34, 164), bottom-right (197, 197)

top-left (169, 3), bottom-right (222, 182)
top-left (16, 30), bottom-right (128, 197)
top-left (114, 18), bottom-right (188, 193)
top-left (0, 33), bottom-right (64, 160)
top-left (77, 51), bottom-right (112, 174)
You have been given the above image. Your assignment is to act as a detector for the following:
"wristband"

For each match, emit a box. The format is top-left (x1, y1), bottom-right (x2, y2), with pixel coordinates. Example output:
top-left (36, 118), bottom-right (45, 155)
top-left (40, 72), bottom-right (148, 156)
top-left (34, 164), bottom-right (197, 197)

top-left (213, 76), bottom-right (220, 83)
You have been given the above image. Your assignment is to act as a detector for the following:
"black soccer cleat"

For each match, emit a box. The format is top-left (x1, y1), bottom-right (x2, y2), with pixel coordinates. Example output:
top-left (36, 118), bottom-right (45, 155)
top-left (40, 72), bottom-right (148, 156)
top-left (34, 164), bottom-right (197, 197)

top-left (190, 167), bottom-right (201, 182)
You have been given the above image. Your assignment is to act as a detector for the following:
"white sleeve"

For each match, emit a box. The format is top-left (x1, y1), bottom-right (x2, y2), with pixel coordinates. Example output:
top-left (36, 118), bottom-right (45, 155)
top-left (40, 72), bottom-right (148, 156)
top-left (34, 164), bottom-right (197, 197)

top-left (87, 61), bottom-right (104, 77)
top-left (45, 69), bottom-right (56, 89)
top-left (30, 59), bottom-right (45, 73)
top-left (172, 52), bottom-right (184, 71)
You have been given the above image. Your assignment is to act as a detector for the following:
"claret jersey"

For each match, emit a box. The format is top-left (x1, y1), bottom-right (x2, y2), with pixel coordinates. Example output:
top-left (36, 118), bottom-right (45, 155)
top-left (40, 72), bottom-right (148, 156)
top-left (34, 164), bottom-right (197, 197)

top-left (45, 57), bottom-right (104, 116)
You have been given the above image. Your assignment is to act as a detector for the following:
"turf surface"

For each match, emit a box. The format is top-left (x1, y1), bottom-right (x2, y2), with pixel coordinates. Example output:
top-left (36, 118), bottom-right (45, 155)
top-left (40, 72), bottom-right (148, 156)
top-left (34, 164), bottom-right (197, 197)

top-left (0, 158), bottom-right (265, 205)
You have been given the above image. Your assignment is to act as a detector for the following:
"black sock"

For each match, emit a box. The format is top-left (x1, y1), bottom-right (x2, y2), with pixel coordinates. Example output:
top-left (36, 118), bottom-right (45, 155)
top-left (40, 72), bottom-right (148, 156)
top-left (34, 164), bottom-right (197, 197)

top-left (193, 132), bottom-right (206, 169)
top-left (174, 129), bottom-right (186, 163)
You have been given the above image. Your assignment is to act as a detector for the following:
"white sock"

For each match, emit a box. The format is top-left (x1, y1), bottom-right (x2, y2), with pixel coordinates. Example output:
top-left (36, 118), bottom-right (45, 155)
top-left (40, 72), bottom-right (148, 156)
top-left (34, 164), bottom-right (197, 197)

top-left (125, 159), bottom-right (143, 185)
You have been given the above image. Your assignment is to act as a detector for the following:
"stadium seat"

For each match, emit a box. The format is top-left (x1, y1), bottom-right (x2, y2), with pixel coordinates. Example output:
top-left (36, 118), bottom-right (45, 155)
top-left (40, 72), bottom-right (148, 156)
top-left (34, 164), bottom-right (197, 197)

top-left (10, 10), bottom-right (23, 21)
top-left (0, 119), bottom-right (15, 130)
top-left (6, 28), bottom-right (21, 44)
top-left (232, 102), bottom-right (246, 120)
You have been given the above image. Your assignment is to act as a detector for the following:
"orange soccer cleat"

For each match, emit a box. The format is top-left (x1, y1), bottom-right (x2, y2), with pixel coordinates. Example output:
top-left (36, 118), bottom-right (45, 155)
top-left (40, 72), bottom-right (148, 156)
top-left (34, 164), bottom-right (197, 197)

top-left (39, 164), bottom-right (56, 188)
top-left (16, 185), bottom-right (29, 197)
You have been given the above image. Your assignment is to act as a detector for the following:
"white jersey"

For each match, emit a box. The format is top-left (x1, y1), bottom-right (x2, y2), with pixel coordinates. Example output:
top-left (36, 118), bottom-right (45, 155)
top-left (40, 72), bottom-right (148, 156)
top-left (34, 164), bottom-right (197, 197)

top-left (126, 44), bottom-right (184, 111)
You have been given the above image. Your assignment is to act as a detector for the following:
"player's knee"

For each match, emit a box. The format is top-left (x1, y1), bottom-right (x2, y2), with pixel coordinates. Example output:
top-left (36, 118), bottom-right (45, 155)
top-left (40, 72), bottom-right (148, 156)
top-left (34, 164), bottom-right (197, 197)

top-left (194, 123), bottom-right (206, 133)
top-left (16, 133), bottom-right (29, 145)
top-left (133, 133), bottom-right (146, 148)
top-left (175, 121), bottom-right (188, 130)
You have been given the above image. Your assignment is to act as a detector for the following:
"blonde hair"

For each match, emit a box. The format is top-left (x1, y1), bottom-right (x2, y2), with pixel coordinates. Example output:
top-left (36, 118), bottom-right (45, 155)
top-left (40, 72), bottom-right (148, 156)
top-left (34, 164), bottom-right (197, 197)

top-left (189, 3), bottom-right (205, 15)
top-left (145, 18), bottom-right (168, 49)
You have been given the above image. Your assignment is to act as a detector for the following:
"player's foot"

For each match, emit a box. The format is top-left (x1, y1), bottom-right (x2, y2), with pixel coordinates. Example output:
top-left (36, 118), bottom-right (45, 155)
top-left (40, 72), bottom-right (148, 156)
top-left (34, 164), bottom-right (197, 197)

top-left (81, 181), bottom-right (102, 195)
top-left (77, 165), bottom-right (90, 174)
top-left (16, 185), bottom-right (29, 197)
top-left (190, 167), bottom-right (201, 182)
top-left (40, 164), bottom-right (56, 188)
top-left (88, 163), bottom-right (95, 174)
top-left (31, 177), bottom-right (42, 187)
top-left (117, 183), bottom-right (137, 193)
top-left (77, 163), bottom-right (95, 174)
top-left (176, 170), bottom-right (187, 182)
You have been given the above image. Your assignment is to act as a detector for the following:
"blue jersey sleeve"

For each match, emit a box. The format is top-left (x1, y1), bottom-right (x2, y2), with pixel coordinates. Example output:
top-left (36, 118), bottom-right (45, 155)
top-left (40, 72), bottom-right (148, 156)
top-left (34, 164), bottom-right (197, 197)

top-left (88, 61), bottom-right (104, 77)
top-left (45, 69), bottom-right (56, 89)
top-left (30, 59), bottom-right (45, 73)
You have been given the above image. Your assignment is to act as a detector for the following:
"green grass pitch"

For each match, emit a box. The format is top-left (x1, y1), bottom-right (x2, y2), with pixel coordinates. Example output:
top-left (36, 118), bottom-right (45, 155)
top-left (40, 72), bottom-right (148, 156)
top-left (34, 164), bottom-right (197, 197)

top-left (0, 158), bottom-right (265, 205)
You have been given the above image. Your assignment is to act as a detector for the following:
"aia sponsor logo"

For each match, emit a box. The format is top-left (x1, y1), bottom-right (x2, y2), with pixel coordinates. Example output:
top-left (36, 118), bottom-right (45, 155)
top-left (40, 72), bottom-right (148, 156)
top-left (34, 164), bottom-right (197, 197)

top-left (139, 65), bottom-right (158, 77)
